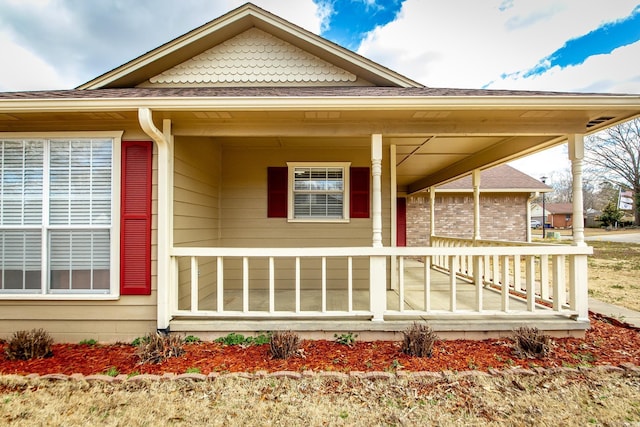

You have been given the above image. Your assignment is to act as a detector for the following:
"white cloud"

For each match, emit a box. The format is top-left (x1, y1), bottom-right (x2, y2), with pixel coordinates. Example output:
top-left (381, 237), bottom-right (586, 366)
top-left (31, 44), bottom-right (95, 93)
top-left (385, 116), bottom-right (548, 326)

top-left (0, 32), bottom-right (75, 91)
top-left (489, 41), bottom-right (640, 93)
top-left (0, 0), bottom-right (322, 91)
top-left (357, 0), bottom-right (640, 92)
top-left (244, 0), bottom-right (323, 33)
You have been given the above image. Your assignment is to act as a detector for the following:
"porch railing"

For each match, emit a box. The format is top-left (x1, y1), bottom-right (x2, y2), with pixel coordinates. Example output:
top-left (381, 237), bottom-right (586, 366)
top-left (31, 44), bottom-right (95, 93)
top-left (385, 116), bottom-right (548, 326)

top-left (170, 241), bottom-right (592, 322)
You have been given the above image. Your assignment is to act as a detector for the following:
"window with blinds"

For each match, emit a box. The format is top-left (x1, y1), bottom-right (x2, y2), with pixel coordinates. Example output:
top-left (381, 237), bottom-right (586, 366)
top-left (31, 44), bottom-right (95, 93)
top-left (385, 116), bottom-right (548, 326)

top-left (288, 163), bottom-right (350, 221)
top-left (0, 138), bottom-right (113, 294)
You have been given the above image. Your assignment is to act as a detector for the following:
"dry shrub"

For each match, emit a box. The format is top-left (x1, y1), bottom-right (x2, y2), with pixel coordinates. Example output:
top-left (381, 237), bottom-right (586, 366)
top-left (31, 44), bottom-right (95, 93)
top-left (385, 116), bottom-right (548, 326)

top-left (136, 332), bottom-right (185, 364)
top-left (5, 328), bottom-right (54, 360)
top-left (401, 322), bottom-right (437, 357)
top-left (269, 330), bottom-right (300, 359)
top-left (512, 326), bottom-right (551, 359)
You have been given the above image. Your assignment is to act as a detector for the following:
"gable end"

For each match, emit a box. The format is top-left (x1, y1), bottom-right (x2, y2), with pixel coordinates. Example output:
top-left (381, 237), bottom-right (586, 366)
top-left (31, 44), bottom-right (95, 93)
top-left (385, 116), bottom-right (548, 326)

top-left (140, 28), bottom-right (364, 87)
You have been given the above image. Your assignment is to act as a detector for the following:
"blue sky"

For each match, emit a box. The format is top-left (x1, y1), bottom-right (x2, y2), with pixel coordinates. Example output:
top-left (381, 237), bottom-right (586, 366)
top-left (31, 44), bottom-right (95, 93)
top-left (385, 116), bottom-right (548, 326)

top-left (0, 0), bottom-right (639, 177)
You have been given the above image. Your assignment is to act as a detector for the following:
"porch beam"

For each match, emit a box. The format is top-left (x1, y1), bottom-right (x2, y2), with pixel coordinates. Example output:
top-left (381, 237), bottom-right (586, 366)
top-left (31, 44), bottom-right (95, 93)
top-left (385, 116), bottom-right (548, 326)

top-left (172, 120), bottom-right (586, 137)
top-left (408, 135), bottom-right (562, 193)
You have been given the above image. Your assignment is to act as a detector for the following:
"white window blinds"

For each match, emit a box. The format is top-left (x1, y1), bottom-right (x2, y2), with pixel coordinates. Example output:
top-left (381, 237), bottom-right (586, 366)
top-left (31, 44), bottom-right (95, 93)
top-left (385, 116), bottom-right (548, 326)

top-left (0, 138), bottom-right (113, 294)
top-left (292, 167), bottom-right (345, 219)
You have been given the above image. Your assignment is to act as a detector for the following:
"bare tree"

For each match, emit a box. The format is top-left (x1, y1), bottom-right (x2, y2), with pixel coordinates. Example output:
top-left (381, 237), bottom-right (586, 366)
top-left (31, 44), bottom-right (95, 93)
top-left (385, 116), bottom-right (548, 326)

top-left (548, 169), bottom-right (573, 203)
top-left (585, 118), bottom-right (640, 225)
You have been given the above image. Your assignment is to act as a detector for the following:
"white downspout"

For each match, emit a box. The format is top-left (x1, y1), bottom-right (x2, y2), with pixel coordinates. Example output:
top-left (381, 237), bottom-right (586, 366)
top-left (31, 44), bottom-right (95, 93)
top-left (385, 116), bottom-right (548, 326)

top-left (138, 107), bottom-right (172, 331)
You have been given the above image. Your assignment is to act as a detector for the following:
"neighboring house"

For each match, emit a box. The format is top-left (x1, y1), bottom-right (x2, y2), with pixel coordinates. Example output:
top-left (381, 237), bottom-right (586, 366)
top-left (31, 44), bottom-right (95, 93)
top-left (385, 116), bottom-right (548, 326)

top-left (530, 203), bottom-right (549, 227)
top-left (0, 3), bottom-right (639, 341)
top-left (405, 165), bottom-right (551, 246)
top-left (546, 203), bottom-right (578, 229)
top-left (532, 203), bottom-right (576, 228)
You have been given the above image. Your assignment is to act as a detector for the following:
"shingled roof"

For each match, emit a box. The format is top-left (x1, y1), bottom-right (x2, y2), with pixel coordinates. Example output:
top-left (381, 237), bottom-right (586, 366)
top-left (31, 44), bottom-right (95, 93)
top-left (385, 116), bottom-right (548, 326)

top-left (435, 164), bottom-right (551, 192)
top-left (0, 86), bottom-right (627, 100)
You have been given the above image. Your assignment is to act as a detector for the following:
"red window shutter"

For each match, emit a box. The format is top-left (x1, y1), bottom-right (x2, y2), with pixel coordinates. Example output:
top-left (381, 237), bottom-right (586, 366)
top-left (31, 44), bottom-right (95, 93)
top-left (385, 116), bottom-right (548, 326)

top-left (396, 198), bottom-right (407, 247)
top-left (350, 167), bottom-right (370, 218)
top-left (267, 167), bottom-right (288, 218)
top-left (120, 141), bottom-right (152, 295)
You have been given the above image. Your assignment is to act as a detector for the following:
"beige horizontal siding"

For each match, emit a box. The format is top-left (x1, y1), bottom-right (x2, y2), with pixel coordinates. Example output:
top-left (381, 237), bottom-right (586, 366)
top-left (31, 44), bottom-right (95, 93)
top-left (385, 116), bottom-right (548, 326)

top-left (220, 146), bottom-right (390, 248)
top-left (173, 136), bottom-right (221, 247)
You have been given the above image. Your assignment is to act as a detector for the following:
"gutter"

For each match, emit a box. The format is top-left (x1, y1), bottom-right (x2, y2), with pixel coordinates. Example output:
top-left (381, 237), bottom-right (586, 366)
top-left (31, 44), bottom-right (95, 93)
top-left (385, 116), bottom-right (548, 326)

top-left (1, 95), bottom-right (640, 113)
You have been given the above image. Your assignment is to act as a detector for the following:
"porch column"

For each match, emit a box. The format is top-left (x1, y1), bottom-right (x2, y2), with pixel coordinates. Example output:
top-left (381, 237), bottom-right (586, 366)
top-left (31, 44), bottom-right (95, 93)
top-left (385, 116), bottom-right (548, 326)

top-left (390, 144), bottom-right (398, 291)
top-left (568, 133), bottom-right (588, 322)
top-left (370, 134), bottom-right (386, 321)
top-left (568, 134), bottom-right (586, 246)
top-left (371, 134), bottom-right (383, 248)
top-left (473, 169), bottom-right (481, 241)
top-left (429, 186), bottom-right (436, 240)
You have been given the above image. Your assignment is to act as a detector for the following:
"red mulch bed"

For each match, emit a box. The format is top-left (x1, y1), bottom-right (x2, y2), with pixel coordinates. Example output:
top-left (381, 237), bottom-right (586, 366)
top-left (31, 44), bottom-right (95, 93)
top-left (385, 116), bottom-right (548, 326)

top-left (1, 314), bottom-right (639, 376)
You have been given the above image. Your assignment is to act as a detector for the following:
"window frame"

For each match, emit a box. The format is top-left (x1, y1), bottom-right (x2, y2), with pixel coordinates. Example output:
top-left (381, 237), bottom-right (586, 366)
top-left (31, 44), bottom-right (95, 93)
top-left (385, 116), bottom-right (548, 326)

top-left (287, 162), bottom-right (351, 223)
top-left (0, 131), bottom-right (122, 300)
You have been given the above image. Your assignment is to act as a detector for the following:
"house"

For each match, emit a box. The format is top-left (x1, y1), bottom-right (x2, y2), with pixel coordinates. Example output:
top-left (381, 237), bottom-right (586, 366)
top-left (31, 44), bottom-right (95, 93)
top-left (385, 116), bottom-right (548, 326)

top-left (532, 202), bottom-right (577, 229)
top-left (544, 203), bottom-right (575, 229)
top-left (405, 165), bottom-right (551, 246)
top-left (1, 3), bottom-right (639, 342)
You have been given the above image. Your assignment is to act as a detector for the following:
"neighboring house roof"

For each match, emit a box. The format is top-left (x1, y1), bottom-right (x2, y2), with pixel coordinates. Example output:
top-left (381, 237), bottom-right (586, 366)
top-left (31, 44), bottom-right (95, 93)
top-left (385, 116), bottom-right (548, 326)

top-left (544, 203), bottom-right (574, 214)
top-left (77, 3), bottom-right (422, 90)
top-left (432, 165), bottom-right (552, 193)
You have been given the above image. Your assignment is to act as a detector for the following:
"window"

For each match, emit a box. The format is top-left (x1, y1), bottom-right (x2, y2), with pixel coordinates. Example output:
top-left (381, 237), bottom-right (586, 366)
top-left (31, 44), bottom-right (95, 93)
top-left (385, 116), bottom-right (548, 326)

top-left (288, 162), bottom-right (350, 221)
top-left (0, 137), bottom-right (117, 295)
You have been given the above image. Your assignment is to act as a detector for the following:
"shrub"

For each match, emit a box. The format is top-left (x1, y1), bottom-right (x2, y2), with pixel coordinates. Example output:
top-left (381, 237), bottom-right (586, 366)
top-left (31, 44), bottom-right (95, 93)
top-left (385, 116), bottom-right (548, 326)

top-left (334, 332), bottom-right (357, 346)
top-left (5, 328), bottom-right (54, 360)
top-left (184, 335), bottom-right (201, 344)
top-left (401, 322), bottom-right (437, 357)
top-left (269, 330), bottom-right (300, 359)
top-left (512, 326), bottom-right (551, 359)
top-left (215, 332), bottom-right (270, 346)
top-left (135, 332), bottom-right (185, 364)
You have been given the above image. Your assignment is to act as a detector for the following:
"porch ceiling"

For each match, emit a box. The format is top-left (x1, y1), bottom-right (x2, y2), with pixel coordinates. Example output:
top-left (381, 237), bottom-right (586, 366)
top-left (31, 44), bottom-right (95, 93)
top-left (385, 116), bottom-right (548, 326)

top-left (0, 103), bottom-right (638, 192)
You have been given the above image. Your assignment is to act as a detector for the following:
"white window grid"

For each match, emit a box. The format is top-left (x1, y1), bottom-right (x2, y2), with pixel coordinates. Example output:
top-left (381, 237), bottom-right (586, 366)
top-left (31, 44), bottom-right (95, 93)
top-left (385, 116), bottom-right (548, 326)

top-left (287, 162), bottom-right (350, 222)
top-left (0, 138), bottom-right (114, 294)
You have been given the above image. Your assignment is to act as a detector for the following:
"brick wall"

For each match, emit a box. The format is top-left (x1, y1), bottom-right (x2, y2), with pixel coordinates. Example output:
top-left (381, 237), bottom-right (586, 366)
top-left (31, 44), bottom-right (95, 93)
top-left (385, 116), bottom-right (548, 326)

top-left (406, 192), bottom-right (529, 246)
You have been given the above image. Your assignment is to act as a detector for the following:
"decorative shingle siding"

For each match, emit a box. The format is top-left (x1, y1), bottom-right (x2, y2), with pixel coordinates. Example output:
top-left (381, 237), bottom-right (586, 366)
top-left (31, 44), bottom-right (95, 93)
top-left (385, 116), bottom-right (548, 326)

top-left (149, 28), bottom-right (357, 86)
top-left (406, 193), bottom-right (529, 246)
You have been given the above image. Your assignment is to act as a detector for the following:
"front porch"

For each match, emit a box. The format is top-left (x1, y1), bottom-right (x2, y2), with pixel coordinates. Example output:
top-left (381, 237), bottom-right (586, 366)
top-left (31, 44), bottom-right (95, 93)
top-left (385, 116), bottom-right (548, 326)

top-left (167, 238), bottom-right (591, 339)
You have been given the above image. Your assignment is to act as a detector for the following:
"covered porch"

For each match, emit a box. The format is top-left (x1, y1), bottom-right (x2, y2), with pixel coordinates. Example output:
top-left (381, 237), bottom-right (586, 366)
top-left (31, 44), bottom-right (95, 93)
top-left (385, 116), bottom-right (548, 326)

top-left (139, 108), bottom-right (593, 337)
